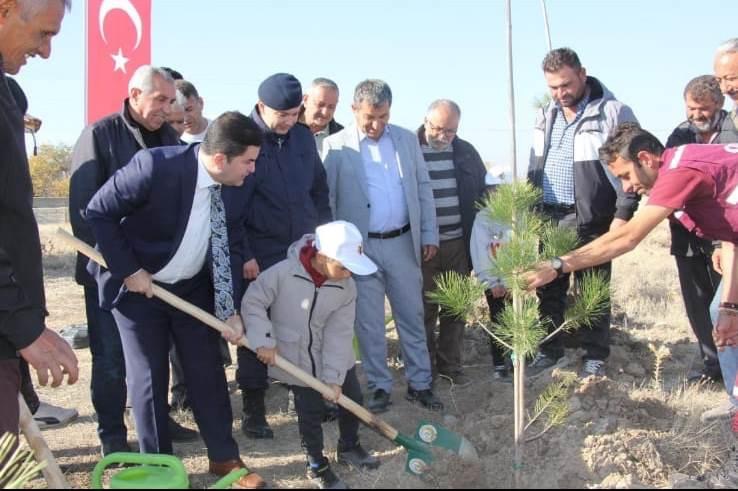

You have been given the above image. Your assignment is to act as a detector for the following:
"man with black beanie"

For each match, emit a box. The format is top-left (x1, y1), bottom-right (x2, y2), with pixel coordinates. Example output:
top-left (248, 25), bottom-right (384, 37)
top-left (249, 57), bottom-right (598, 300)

top-left (238, 73), bottom-right (332, 439)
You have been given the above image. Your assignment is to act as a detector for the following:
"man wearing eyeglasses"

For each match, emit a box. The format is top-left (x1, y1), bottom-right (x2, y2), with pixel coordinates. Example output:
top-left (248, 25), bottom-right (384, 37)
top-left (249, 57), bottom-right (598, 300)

top-left (417, 100), bottom-right (486, 387)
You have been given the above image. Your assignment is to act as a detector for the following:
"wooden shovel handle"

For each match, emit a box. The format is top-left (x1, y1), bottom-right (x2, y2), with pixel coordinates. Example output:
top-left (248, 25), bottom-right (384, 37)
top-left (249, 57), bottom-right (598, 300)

top-left (56, 229), bottom-right (400, 442)
top-left (18, 395), bottom-right (70, 489)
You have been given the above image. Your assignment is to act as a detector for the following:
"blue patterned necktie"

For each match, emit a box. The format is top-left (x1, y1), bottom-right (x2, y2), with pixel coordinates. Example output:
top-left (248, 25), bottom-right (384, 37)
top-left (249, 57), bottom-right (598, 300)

top-left (209, 185), bottom-right (235, 321)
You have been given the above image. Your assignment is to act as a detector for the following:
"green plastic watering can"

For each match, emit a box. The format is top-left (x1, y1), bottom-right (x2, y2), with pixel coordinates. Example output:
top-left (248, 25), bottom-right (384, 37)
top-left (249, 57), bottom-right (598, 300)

top-left (91, 453), bottom-right (248, 489)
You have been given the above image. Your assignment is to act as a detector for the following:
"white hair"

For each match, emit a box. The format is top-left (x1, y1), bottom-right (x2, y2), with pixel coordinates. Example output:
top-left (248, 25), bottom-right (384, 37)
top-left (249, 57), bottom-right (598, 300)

top-left (311, 77), bottom-right (339, 93)
top-left (426, 99), bottom-right (461, 118)
top-left (128, 65), bottom-right (174, 95)
top-left (717, 38), bottom-right (738, 56)
top-left (19, 0), bottom-right (71, 19)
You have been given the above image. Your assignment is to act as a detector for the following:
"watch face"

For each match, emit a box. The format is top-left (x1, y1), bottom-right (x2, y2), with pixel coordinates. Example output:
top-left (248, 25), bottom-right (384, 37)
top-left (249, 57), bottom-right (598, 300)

top-left (552, 258), bottom-right (563, 269)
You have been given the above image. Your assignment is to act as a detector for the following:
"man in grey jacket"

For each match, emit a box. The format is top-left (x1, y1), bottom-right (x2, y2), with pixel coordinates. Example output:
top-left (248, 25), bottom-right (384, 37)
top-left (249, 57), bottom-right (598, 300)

top-left (527, 48), bottom-right (639, 378)
top-left (323, 79), bottom-right (443, 413)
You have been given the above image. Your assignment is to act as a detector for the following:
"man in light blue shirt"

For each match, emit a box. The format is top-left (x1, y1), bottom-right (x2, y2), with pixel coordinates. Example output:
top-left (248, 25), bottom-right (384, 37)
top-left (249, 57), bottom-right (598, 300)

top-left (360, 126), bottom-right (410, 233)
top-left (323, 80), bottom-right (443, 413)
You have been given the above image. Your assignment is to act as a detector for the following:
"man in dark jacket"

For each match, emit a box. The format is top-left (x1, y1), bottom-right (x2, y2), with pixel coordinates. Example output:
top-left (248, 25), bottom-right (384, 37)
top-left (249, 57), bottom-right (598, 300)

top-left (527, 48), bottom-right (638, 378)
top-left (237, 73), bottom-right (332, 440)
top-left (665, 75), bottom-right (738, 384)
top-left (298, 77), bottom-right (344, 157)
top-left (0, 0), bottom-right (78, 437)
top-left (418, 99), bottom-right (486, 386)
top-left (69, 64), bottom-right (190, 455)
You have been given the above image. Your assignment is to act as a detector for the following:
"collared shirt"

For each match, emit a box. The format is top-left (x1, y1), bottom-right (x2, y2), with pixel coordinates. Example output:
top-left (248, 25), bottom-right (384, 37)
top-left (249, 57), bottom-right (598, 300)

top-left (153, 149), bottom-right (215, 284)
top-left (314, 125), bottom-right (331, 158)
top-left (542, 94), bottom-right (590, 205)
top-left (359, 126), bottom-right (409, 233)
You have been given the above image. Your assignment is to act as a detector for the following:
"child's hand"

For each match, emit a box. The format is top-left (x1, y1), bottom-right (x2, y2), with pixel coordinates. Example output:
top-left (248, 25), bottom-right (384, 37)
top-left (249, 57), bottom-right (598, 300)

top-left (324, 384), bottom-right (342, 403)
top-left (256, 347), bottom-right (277, 366)
top-left (491, 285), bottom-right (508, 298)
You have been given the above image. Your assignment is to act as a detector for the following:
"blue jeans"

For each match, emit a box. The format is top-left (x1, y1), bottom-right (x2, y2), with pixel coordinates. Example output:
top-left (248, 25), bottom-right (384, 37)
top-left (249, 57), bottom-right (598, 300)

top-left (84, 286), bottom-right (128, 446)
top-left (709, 281), bottom-right (738, 406)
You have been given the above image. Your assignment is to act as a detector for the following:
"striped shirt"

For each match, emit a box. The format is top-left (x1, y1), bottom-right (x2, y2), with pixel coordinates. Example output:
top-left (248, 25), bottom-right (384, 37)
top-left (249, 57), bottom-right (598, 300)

top-left (542, 95), bottom-right (589, 205)
top-left (422, 144), bottom-right (463, 241)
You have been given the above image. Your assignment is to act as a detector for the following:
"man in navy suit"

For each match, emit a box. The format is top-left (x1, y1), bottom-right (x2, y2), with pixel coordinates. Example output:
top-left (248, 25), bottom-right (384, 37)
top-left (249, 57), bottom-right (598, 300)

top-left (85, 112), bottom-right (266, 489)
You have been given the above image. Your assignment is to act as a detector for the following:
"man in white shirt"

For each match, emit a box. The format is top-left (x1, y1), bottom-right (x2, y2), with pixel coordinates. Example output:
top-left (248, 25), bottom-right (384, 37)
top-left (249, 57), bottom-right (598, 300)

top-left (177, 79), bottom-right (210, 144)
top-left (323, 80), bottom-right (443, 413)
top-left (85, 112), bottom-right (267, 489)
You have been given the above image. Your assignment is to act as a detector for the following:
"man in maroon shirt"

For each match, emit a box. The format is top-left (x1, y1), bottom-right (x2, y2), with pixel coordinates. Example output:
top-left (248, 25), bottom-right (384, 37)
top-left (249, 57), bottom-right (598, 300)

top-left (527, 122), bottom-right (738, 350)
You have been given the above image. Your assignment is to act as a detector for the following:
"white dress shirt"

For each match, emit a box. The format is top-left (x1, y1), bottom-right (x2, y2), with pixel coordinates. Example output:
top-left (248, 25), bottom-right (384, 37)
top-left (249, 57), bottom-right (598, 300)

top-left (359, 127), bottom-right (409, 233)
top-left (153, 150), bottom-right (215, 284)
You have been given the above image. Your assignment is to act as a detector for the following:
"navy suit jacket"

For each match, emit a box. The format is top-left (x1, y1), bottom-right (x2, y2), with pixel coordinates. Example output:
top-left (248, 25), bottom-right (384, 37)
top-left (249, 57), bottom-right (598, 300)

top-left (85, 144), bottom-right (248, 310)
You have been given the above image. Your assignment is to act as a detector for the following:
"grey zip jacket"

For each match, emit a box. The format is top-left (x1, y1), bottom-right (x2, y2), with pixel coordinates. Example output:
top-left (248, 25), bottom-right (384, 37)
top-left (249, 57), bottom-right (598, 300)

top-left (242, 234), bottom-right (357, 387)
top-left (470, 211), bottom-right (512, 289)
top-left (528, 77), bottom-right (639, 233)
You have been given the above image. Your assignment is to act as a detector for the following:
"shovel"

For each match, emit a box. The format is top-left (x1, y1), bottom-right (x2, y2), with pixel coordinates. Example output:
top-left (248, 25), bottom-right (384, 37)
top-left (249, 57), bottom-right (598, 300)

top-left (57, 229), bottom-right (478, 475)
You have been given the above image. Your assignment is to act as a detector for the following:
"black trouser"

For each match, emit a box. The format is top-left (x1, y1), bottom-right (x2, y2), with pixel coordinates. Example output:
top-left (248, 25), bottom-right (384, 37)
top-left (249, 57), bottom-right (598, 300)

top-left (112, 271), bottom-right (239, 462)
top-left (0, 359), bottom-right (20, 437)
top-left (170, 337), bottom-right (231, 409)
top-left (422, 238), bottom-right (470, 376)
top-left (19, 359), bottom-right (39, 414)
top-left (537, 211), bottom-right (612, 361)
top-left (291, 367), bottom-right (363, 465)
top-left (485, 293), bottom-right (509, 366)
top-left (675, 254), bottom-right (722, 376)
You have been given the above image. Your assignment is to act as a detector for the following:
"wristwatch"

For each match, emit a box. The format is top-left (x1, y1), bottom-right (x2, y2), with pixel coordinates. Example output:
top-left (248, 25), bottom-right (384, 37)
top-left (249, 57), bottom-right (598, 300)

top-left (550, 257), bottom-right (565, 278)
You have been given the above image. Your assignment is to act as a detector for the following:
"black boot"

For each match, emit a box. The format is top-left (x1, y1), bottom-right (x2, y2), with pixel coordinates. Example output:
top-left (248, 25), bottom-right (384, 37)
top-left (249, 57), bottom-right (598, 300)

top-left (241, 389), bottom-right (274, 439)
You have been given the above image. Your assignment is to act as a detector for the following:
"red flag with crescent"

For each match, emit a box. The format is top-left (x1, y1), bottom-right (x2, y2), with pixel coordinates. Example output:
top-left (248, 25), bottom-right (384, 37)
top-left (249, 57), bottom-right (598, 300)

top-left (86, 0), bottom-right (151, 125)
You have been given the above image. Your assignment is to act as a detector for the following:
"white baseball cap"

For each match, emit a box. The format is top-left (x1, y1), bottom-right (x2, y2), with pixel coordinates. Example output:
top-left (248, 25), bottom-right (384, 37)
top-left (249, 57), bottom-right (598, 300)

top-left (315, 221), bottom-right (378, 276)
top-left (485, 166), bottom-right (506, 186)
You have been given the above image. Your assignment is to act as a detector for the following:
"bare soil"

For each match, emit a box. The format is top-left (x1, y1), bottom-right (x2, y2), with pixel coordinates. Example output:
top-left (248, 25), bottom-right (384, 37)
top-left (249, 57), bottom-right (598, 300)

top-left (25, 224), bottom-right (738, 489)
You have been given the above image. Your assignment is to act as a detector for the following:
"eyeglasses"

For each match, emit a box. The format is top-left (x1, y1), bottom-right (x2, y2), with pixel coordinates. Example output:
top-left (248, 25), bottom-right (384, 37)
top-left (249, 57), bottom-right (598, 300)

top-left (425, 121), bottom-right (458, 137)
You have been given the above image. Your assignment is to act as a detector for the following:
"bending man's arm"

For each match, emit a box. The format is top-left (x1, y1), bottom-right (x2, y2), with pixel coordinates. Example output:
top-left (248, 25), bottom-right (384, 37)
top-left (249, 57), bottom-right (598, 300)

top-left (527, 205), bottom-right (674, 289)
top-left (714, 242), bottom-right (738, 348)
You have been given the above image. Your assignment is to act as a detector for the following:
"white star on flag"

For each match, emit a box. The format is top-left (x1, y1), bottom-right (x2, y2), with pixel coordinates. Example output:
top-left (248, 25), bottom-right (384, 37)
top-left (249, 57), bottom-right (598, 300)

top-left (111, 47), bottom-right (129, 73)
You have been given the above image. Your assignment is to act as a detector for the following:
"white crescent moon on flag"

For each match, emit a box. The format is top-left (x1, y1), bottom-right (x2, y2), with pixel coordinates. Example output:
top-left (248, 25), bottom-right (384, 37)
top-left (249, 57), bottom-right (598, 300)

top-left (99, 0), bottom-right (143, 50)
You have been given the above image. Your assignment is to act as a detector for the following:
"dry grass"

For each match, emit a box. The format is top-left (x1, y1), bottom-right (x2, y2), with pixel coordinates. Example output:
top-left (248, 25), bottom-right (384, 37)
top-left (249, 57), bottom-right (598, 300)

top-left (23, 221), bottom-right (736, 489)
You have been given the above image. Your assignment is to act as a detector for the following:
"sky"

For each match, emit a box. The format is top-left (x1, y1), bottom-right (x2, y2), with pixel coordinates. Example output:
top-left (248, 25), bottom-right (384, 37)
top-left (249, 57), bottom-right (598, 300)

top-left (13, 0), bottom-right (738, 177)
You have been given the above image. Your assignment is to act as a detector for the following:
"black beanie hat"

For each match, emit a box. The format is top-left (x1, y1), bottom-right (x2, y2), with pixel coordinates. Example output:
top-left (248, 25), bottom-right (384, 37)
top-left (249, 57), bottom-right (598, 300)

top-left (258, 73), bottom-right (303, 111)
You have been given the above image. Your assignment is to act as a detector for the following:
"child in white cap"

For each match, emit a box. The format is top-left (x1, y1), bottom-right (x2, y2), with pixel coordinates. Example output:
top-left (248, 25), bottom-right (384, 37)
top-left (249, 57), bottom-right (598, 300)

top-left (242, 220), bottom-right (379, 489)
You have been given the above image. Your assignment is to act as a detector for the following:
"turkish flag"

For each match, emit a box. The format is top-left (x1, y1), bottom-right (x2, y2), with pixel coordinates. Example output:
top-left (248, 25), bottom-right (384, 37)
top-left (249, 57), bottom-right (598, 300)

top-left (85, 0), bottom-right (151, 125)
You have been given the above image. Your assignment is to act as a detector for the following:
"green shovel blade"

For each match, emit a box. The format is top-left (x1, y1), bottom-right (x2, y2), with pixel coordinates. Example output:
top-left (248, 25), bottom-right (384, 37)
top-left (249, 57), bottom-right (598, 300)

top-left (394, 433), bottom-right (433, 475)
top-left (414, 421), bottom-right (479, 461)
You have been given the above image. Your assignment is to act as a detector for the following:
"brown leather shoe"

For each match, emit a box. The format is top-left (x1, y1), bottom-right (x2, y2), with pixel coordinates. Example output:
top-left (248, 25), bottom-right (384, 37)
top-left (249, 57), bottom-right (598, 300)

top-left (208, 459), bottom-right (267, 489)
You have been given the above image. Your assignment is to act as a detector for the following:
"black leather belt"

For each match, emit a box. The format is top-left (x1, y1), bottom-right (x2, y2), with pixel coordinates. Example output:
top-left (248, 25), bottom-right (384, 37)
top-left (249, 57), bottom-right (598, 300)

top-left (540, 203), bottom-right (576, 215)
top-left (368, 224), bottom-right (411, 239)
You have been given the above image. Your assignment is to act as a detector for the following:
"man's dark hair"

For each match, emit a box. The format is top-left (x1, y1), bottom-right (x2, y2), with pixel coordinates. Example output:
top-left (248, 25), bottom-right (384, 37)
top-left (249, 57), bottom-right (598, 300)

top-left (202, 112), bottom-right (263, 160)
top-left (542, 48), bottom-right (582, 73)
top-left (599, 122), bottom-right (665, 164)
top-left (161, 67), bottom-right (183, 80)
top-left (684, 75), bottom-right (724, 106)
top-left (175, 79), bottom-right (200, 100)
